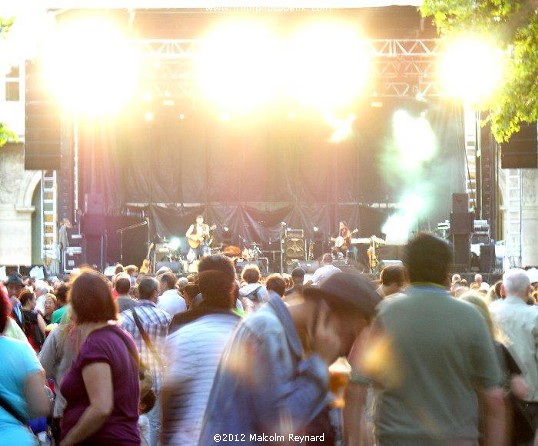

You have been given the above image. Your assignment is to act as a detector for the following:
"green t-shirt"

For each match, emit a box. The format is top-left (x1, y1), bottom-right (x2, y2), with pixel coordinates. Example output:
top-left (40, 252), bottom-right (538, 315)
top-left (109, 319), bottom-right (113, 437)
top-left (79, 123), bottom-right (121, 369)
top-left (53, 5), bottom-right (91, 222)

top-left (51, 305), bottom-right (68, 324)
top-left (374, 284), bottom-right (502, 444)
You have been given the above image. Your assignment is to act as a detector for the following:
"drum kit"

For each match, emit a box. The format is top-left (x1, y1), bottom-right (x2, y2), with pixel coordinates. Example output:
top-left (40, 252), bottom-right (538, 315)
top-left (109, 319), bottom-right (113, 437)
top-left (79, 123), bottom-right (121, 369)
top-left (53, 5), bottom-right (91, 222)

top-left (222, 242), bottom-right (262, 262)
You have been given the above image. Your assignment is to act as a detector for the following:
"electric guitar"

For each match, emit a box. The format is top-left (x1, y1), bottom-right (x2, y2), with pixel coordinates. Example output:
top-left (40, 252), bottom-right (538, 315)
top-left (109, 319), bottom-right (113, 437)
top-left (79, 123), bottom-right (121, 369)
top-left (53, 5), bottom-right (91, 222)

top-left (188, 224), bottom-right (216, 249)
top-left (331, 229), bottom-right (358, 250)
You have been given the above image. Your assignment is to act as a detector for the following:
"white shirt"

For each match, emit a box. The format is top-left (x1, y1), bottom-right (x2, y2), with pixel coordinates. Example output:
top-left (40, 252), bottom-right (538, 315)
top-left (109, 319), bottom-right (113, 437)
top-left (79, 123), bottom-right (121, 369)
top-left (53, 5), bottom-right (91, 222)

top-left (310, 264), bottom-right (341, 286)
top-left (489, 296), bottom-right (538, 402)
top-left (157, 289), bottom-right (187, 316)
top-left (163, 313), bottom-right (239, 446)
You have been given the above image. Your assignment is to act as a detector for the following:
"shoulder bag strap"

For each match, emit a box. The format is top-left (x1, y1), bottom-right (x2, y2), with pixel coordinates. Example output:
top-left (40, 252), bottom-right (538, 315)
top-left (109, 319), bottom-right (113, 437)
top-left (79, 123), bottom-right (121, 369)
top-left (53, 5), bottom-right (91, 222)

top-left (131, 308), bottom-right (164, 368)
top-left (0, 391), bottom-right (27, 424)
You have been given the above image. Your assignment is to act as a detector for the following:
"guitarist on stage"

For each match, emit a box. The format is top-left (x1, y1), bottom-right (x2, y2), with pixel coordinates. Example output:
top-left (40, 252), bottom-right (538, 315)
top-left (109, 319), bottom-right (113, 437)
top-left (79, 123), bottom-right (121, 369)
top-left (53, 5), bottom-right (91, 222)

top-left (186, 215), bottom-right (212, 263)
top-left (332, 221), bottom-right (353, 260)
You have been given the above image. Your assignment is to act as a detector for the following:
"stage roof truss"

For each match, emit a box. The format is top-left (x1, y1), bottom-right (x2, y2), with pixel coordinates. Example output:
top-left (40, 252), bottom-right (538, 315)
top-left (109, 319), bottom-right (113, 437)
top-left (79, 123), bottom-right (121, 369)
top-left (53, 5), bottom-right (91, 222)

top-left (134, 38), bottom-right (441, 98)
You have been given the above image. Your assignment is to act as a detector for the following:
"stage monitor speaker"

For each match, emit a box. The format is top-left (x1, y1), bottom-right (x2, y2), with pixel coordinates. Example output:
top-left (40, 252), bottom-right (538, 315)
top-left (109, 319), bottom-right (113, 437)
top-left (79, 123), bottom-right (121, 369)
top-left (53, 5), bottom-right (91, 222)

top-left (452, 234), bottom-right (470, 272)
top-left (450, 212), bottom-right (473, 235)
top-left (84, 193), bottom-right (105, 215)
top-left (452, 193), bottom-right (469, 213)
top-left (479, 244), bottom-right (496, 274)
top-left (24, 60), bottom-right (62, 171)
top-left (285, 237), bottom-right (305, 260)
top-left (155, 261), bottom-right (183, 275)
top-left (501, 121), bottom-right (538, 169)
top-left (290, 260), bottom-right (320, 274)
top-left (81, 214), bottom-right (105, 236)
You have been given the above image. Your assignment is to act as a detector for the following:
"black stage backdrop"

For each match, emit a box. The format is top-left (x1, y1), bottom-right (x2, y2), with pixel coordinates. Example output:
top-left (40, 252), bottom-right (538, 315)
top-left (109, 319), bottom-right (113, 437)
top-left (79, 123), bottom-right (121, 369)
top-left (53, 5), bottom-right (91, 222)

top-left (78, 98), bottom-right (465, 266)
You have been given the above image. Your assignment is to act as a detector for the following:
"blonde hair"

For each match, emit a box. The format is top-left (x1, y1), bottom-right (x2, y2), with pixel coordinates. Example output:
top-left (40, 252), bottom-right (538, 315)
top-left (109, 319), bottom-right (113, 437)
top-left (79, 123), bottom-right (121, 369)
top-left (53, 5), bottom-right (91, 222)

top-left (460, 291), bottom-right (504, 343)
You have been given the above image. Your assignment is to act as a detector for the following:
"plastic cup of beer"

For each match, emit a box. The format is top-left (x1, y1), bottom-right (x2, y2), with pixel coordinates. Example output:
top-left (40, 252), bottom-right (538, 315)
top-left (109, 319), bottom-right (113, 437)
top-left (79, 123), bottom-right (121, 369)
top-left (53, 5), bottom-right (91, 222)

top-left (328, 357), bottom-right (351, 409)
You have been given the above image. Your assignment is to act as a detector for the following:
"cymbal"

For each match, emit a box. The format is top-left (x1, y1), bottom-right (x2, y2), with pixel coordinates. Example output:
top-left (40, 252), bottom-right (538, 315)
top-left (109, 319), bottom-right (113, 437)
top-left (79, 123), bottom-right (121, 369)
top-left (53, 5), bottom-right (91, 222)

top-left (370, 235), bottom-right (386, 244)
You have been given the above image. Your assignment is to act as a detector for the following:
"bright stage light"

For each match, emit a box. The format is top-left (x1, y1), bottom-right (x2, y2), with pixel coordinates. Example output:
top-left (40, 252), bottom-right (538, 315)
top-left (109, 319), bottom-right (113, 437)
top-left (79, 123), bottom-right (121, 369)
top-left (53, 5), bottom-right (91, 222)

top-left (42, 18), bottom-right (140, 115)
top-left (439, 36), bottom-right (506, 106)
top-left (382, 189), bottom-right (429, 245)
top-left (284, 23), bottom-right (371, 110)
top-left (168, 237), bottom-right (181, 251)
top-left (324, 112), bottom-right (356, 143)
top-left (392, 110), bottom-right (436, 170)
top-left (197, 22), bottom-right (279, 112)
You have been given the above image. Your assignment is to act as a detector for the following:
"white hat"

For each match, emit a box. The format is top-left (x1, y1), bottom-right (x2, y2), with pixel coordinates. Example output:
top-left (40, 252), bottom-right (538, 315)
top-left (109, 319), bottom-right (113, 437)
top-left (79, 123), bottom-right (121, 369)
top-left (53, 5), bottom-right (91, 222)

top-left (479, 282), bottom-right (490, 292)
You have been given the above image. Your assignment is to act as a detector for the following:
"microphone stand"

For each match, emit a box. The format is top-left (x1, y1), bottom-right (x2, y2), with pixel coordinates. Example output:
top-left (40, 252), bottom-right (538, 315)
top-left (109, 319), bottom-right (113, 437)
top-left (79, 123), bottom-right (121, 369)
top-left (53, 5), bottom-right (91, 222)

top-left (280, 223), bottom-right (286, 274)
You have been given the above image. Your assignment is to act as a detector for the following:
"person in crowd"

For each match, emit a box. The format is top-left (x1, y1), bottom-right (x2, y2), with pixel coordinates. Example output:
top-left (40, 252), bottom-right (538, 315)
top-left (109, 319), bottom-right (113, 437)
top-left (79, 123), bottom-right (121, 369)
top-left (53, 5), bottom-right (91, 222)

top-left (39, 311), bottom-right (81, 445)
top-left (51, 283), bottom-right (70, 324)
top-left (265, 273), bottom-right (287, 298)
top-left (460, 291), bottom-right (533, 446)
top-left (115, 272), bottom-right (139, 313)
top-left (162, 255), bottom-right (241, 446)
top-left (489, 268), bottom-right (538, 441)
top-left (177, 277), bottom-right (189, 295)
top-left (121, 276), bottom-right (172, 446)
top-left (486, 280), bottom-right (504, 305)
top-left (0, 285), bottom-right (52, 445)
top-left (182, 283), bottom-right (200, 309)
top-left (139, 390), bottom-right (155, 446)
top-left (238, 264), bottom-right (269, 311)
top-left (157, 272), bottom-right (187, 316)
top-left (307, 253), bottom-right (341, 287)
top-left (42, 293), bottom-right (58, 325)
top-left (376, 264), bottom-right (406, 298)
top-left (198, 271), bottom-right (381, 445)
top-left (60, 270), bottom-right (140, 446)
top-left (34, 280), bottom-right (51, 316)
top-left (19, 289), bottom-right (46, 352)
top-left (284, 267), bottom-right (306, 303)
top-left (125, 265), bottom-right (138, 286)
top-left (114, 263), bottom-right (125, 275)
top-left (472, 273), bottom-right (489, 291)
top-left (346, 233), bottom-right (506, 446)
top-left (5, 273), bottom-right (25, 328)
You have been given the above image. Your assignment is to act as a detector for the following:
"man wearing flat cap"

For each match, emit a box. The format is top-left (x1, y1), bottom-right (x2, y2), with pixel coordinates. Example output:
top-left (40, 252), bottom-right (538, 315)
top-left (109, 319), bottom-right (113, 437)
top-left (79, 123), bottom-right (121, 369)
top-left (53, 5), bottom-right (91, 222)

top-left (5, 273), bottom-right (25, 328)
top-left (198, 271), bottom-right (380, 445)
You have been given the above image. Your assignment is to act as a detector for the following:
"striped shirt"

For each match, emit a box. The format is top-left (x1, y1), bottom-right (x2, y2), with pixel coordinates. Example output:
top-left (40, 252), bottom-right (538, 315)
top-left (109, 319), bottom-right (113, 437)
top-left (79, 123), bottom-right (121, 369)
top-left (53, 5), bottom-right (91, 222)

top-left (120, 301), bottom-right (172, 391)
top-left (162, 313), bottom-right (239, 446)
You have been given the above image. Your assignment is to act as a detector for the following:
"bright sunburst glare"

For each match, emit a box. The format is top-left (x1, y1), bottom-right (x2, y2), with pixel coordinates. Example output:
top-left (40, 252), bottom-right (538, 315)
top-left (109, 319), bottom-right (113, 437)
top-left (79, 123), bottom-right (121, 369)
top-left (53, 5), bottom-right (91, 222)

top-left (284, 22), bottom-right (372, 110)
top-left (196, 22), bottom-right (279, 112)
top-left (439, 36), bottom-right (506, 106)
top-left (41, 17), bottom-right (140, 115)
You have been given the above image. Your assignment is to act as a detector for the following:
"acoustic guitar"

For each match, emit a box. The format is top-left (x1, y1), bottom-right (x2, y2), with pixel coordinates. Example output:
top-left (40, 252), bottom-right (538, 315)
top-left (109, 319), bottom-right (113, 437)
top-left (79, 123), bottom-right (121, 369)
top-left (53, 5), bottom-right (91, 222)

top-left (331, 228), bottom-right (358, 250)
top-left (188, 224), bottom-right (216, 249)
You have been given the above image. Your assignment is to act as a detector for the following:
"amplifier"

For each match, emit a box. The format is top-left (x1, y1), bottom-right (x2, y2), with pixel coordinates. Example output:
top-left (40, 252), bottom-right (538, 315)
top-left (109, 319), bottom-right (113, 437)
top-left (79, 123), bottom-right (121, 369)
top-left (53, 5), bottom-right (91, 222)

top-left (285, 228), bottom-right (304, 238)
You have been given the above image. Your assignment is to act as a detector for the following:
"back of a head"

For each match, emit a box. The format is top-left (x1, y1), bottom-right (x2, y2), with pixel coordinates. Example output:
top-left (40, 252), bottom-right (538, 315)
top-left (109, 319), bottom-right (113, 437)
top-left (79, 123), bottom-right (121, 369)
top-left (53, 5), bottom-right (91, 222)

top-left (380, 265), bottom-right (405, 287)
top-left (125, 265), bottom-right (138, 275)
top-left (266, 274), bottom-right (286, 297)
top-left (291, 268), bottom-right (305, 285)
top-left (70, 270), bottom-right (117, 323)
top-left (405, 233), bottom-right (452, 286)
top-left (241, 265), bottom-right (260, 284)
top-left (322, 253), bottom-right (333, 265)
top-left (198, 255), bottom-right (236, 309)
top-left (503, 269), bottom-right (531, 298)
top-left (138, 276), bottom-right (159, 300)
top-left (54, 283), bottom-right (70, 305)
top-left (114, 273), bottom-right (131, 294)
top-left (159, 272), bottom-right (177, 291)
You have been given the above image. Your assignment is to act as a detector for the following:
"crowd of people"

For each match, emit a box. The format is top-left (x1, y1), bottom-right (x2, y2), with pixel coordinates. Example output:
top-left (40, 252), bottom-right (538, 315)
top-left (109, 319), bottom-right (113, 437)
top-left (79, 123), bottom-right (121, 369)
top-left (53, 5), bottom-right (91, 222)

top-left (0, 233), bottom-right (537, 446)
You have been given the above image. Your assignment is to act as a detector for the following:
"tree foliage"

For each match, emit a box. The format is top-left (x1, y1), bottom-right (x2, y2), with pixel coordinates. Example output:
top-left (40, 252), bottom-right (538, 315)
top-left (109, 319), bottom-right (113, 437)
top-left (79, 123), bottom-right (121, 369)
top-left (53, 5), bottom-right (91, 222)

top-left (421, 0), bottom-right (538, 141)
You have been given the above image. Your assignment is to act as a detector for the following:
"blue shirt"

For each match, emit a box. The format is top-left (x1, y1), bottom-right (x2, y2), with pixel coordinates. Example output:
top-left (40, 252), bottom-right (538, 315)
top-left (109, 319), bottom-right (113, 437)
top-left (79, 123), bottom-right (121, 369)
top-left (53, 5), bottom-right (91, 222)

top-left (0, 336), bottom-right (43, 445)
top-left (198, 292), bottom-right (330, 445)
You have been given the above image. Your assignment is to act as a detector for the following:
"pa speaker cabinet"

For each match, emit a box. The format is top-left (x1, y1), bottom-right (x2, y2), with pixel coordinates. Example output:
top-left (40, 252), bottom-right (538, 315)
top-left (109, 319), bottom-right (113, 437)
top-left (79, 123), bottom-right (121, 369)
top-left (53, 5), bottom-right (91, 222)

top-left (285, 237), bottom-right (305, 260)
top-left (452, 193), bottom-right (469, 213)
top-left (452, 234), bottom-right (470, 272)
top-left (450, 213), bottom-right (473, 235)
top-left (479, 244), bottom-right (496, 274)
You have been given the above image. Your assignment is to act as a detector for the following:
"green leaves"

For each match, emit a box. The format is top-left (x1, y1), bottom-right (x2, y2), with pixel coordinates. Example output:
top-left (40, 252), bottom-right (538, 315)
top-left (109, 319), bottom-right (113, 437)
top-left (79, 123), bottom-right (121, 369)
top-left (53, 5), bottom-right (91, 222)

top-left (422, 0), bottom-right (538, 141)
